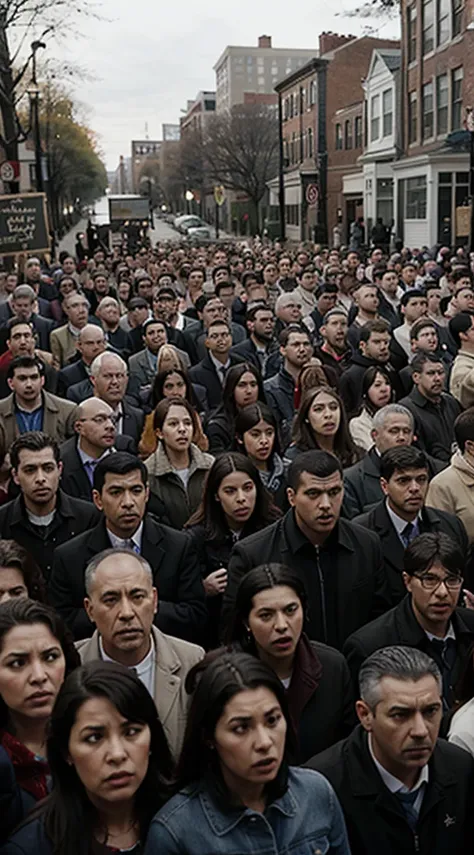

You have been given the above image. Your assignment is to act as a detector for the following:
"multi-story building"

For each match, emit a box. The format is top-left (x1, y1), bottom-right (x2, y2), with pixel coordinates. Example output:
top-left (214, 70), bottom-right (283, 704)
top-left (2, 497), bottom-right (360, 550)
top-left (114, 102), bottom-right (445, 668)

top-left (214, 35), bottom-right (316, 113)
top-left (180, 91), bottom-right (216, 137)
top-left (131, 140), bottom-right (161, 193)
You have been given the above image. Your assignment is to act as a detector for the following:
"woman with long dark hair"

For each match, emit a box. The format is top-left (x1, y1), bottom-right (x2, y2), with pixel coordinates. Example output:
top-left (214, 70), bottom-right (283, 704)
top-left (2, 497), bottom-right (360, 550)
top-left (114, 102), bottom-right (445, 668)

top-left (204, 362), bottom-right (265, 453)
top-left (234, 403), bottom-right (287, 510)
top-left (349, 366), bottom-right (393, 451)
top-left (139, 368), bottom-right (208, 457)
top-left (0, 599), bottom-right (79, 843)
top-left (285, 385), bottom-right (361, 469)
top-left (143, 652), bottom-right (350, 854)
top-left (227, 564), bottom-right (355, 762)
top-left (186, 453), bottom-right (280, 648)
top-left (2, 661), bottom-right (173, 855)
top-left (0, 541), bottom-right (46, 603)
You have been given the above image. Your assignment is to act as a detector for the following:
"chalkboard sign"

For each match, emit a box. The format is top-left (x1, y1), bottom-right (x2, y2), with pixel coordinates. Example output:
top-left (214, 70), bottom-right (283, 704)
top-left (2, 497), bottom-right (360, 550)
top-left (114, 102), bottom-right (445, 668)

top-left (0, 193), bottom-right (50, 257)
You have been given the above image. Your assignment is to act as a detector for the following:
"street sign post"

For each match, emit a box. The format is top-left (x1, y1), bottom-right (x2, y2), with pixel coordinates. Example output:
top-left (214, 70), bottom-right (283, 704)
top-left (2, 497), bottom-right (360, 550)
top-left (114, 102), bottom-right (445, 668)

top-left (0, 161), bottom-right (20, 184)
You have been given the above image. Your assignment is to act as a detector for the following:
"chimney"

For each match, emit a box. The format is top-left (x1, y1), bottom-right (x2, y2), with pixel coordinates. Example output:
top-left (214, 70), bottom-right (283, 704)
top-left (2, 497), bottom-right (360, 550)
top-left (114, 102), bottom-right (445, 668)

top-left (258, 35), bottom-right (272, 48)
top-left (319, 31), bottom-right (356, 55)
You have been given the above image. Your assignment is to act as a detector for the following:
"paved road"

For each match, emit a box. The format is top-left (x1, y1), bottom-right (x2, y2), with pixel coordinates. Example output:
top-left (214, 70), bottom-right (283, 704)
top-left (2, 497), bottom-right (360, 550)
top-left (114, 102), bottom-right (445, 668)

top-left (58, 219), bottom-right (88, 256)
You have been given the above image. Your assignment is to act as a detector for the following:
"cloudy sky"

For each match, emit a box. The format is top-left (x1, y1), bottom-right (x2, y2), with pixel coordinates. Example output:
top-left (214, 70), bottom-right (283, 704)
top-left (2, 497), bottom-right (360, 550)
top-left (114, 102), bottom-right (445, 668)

top-left (53, 0), bottom-right (399, 170)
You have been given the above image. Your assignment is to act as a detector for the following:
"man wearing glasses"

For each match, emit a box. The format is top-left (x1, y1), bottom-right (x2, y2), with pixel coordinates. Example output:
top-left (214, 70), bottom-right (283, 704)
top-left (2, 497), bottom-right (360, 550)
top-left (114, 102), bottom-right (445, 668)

top-left (343, 532), bottom-right (474, 709)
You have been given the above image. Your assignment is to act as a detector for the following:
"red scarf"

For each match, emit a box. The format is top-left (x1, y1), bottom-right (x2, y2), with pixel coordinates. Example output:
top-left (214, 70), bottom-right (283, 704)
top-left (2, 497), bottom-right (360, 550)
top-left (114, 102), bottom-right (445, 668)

top-left (0, 729), bottom-right (49, 801)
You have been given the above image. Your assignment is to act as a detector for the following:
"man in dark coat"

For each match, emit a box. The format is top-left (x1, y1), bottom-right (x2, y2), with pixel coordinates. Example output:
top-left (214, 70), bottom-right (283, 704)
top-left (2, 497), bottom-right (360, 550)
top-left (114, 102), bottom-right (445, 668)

top-left (0, 432), bottom-right (100, 582)
top-left (399, 352), bottom-right (461, 463)
top-left (49, 453), bottom-right (207, 644)
top-left (353, 446), bottom-right (468, 605)
top-left (189, 320), bottom-right (243, 410)
top-left (343, 532), bottom-right (474, 707)
top-left (306, 646), bottom-right (474, 855)
top-left (223, 450), bottom-right (391, 650)
top-left (338, 318), bottom-right (402, 416)
top-left (264, 325), bottom-right (313, 448)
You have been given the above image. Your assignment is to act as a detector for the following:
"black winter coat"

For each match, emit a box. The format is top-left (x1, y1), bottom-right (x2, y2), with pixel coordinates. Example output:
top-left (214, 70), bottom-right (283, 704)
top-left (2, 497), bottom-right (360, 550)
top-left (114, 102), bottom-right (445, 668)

top-left (399, 387), bottom-right (461, 462)
top-left (339, 352), bottom-right (402, 416)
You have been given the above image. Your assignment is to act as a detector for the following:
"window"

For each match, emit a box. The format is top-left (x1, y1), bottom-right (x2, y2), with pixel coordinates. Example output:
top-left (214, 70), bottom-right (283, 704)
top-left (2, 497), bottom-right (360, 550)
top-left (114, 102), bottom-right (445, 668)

top-left (376, 178), bottom-right (394, 224)
top-left (309, 79), bottom-right (317, 106)
top-left (423, 0), bottom-right (435, 53)
top-left (422, 81), bottom-right (434, 138)
top-left (307, 127), bottom-right (314, 158)
top-left (286, 205), bottom-right (300, 226)
top-left (284, 98), bottom-right (289, 121)
top-left (453, 0), bottom-right (463, 35)
top-left (409, 91), bottom-right (418, 143)
top-left (437, 0), bottom-right (450, 43)
top-left (436, 74), bottom-right (449, 134)
top-left (452, 66), bottom-right (463, 129)
top-left (371, 94), bottom-right (380, 141)
top-left (300, 87), bottom-right (305, 113)
top-left (335, 123), bottom-right (343, 150)
top-left (355, 115), bottom-right (363, 148)
top-left (382, 89), bottom-right (393, 136)
top-left (407, 4), bottom-right (417, 62)
top-left (344, 119), bottom-right (353, 149)
top-left (406, 176), bottom-right (427, 218)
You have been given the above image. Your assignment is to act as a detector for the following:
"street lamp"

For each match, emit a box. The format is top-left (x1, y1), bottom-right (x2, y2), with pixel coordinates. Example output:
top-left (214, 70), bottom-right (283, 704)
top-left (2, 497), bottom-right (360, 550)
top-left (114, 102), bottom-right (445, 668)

top-left (28, 41), bottom-right (46, 192)
top-left (466, 107), bottom-right (474, 253)
top-left (185, 189), bottom-right (194, 215)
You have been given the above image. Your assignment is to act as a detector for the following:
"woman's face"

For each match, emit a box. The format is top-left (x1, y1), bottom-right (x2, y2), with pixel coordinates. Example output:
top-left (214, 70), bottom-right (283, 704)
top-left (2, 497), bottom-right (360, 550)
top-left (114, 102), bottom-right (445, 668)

top-left (216, 471), bottom-right (257, 527)
top-left (0, 566), bottom-right (28, 604)
top-left (162, 372), bottom-right (186, 399)
top-left (157, 404), bottom-right (193, 453)
top-left (367, 372), bottom-right (392, 409)
top-left (213, 686), bottom-right (286, 793)
top-left (118, 281), bottom-right (130, 302)
top-left (68, 697), bottom-right (151, 805)
top-left (0, 623), bottom-right (66, 720)
top-left (233, 372), bottom-right (259, 409)
top-left (308, 391), bottom-right (341, 437)
top-left (248, 585), bottom-right (304, 662)
top-left (243, 419), bottom-right (275, 463)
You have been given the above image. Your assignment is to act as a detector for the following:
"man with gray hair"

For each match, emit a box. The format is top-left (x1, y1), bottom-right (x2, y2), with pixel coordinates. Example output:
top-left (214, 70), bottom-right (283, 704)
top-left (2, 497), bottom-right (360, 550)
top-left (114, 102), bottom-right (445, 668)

top-left (90, 351), bottom-right (144, 447)
top-left (96, 296), bottom-right (129, 352)
top-left (77, 547), bottom-right (204, 759)
top-left (0, 284), bottom-right (54, 350)
top-left (343, 404), bottom-right (444, 518)
top-left (307, 645), bottom-right (474, 855)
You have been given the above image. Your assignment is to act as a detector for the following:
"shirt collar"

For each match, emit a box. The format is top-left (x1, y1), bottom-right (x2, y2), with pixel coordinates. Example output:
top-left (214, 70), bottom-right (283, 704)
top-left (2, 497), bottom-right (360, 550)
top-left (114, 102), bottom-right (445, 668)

top-left (209, 351), bottom-right (230, 373)
top-left (77, 441), bottom-right (112, 467)
top-left (106, 520), bottom-right (144, 551)
top-left (368, 733), bottom-right (429, 794)
top-left (425, 623), bottom-right (456, 643)
top-left (99, 633), bottom-right (155, 671)
top-left (385, 499), bottom-right (421, 539)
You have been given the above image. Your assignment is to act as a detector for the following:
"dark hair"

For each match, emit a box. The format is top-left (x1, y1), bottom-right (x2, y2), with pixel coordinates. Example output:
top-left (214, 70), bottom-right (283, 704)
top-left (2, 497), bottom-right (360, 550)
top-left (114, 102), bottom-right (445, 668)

top-left (0, 540), bottom-right (46, 602)
top-left (227, 565), bottom-right (307, 648)
top-left (451, 266), bottom-right (472, 285)
top-left (150, 368), bottom-right (197, 410)
top-left (127, 296), bottom-right (148, 311)
top-left (279, 324), bottom-right (310, 348)
top-left (409, 317), bottom-right (438, 341)
top-left (0, 598), bottom-right (79, 727)
top-left (400, 288), bottom-right (426, 307)
top-left (186, 452), bottom-right (280, 540)
top-left (153, 395), bottom-right (199, 436)
top-left (10, 431), bottom-right (60, 470)
top-left (174, 652), bottom-right (292, 800)
top-left (93, 452), bottom-right (148, 494)
top-left (411, 351), bottom-right (445, 375)
top-left (291, 386), bottom-right (358, 468)
top-left (6, 317), bottom-right (33, 335)
top-left (215, 281), bottom-right (234, 298)
top-left (380, 445), bottom-right (428, 480)
top-left (403, 532), bottom-right (464, 578)
top-left (7, 354), bottom-right (43, 380)
top-left (449, 312), bottom-right (474, 348)
top-left (38, 662), bottom-right (173, 855)
top-left (454, 408), bottom-right (474, 452)
top-left (142, 317), bottom-right (166, 336)
top-left (234, 403), bottom-right (281, 459)
top-left (221, 362), bottom-right (265, 422)
top-left (361, 366), bottom-right (394, 416)
top-left (207, 317), bottom-right (231, 334)
top-left (245, 304), bottom-right (273, 324)
top-left (211, 265), bottom-right (231, 282)
top-left (316, 282), bottom-right (338, 298)
top-left (287, 449), bottom-right (342, 491)
top-left (154, 286), bottom-right (176, 300)
top-left (359, 318), bottom-right (391, 343)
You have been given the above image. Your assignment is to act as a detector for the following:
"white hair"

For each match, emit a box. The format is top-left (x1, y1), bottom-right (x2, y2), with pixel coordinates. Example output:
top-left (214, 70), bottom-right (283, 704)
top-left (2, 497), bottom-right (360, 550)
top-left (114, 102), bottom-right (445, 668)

top-left (90, 351), bottom-right (128, 377)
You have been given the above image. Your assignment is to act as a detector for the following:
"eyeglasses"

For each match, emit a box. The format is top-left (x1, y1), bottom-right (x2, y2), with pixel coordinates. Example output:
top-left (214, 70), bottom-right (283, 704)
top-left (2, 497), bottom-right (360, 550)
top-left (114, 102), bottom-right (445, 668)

top-left (413, 573), bottom-right (463, 591)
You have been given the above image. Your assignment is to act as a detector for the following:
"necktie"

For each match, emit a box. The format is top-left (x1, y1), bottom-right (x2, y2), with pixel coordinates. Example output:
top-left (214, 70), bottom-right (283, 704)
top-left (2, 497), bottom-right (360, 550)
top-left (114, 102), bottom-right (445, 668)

top-left (395, 788), bottom-right (422, 831)
top-left (84, 459), bottom-right (98, 486)
top-left (126, 540), bottom-right (140, 555)
top-left (429, 637), bottom-right (457, 707)
top-left (401, 522), bottom-right (416, 548)
top-left (219, 366), bottom-right (227, 385)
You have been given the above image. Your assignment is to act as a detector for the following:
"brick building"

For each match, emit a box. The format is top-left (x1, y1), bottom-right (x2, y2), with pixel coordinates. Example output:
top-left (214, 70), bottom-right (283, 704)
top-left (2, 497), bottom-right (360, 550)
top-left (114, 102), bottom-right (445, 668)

top-left (180, 92), bottom-right (216, 137)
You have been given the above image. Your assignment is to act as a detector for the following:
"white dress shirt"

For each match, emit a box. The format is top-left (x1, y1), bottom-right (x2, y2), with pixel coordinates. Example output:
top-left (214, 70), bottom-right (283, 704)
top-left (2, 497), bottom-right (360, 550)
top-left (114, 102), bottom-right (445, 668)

top-left (107, 521), bottom-right (144, 553)
top-left (99, 634), bottom-right (155, 698)
top-left (368, 733), bottom-right (429, 817)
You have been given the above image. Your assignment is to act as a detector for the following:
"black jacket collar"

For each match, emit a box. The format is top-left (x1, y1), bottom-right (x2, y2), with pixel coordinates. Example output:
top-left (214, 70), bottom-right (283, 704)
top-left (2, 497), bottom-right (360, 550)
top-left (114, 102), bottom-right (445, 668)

top-left (283, 509), bottom-right (356, 554)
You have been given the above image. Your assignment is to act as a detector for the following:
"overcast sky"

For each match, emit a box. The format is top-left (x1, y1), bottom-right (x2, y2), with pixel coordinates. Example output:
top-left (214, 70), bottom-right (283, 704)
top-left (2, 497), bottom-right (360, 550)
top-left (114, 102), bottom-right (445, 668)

top-left (53, 0), bottom-right (400, 171)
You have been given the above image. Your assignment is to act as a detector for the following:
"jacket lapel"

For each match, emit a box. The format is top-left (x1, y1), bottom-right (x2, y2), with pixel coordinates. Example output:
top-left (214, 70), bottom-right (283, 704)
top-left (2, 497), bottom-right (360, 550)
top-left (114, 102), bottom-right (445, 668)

top-left (372, 502), bottom-right (405, 571)
top-left (141, 519), bottom-right (166, 571)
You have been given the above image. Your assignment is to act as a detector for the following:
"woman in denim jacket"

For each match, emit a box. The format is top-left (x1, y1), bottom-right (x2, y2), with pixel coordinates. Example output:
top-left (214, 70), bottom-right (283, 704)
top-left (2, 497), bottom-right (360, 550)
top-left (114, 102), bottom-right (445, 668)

top-left (144, 651), bottom-right (350, 855)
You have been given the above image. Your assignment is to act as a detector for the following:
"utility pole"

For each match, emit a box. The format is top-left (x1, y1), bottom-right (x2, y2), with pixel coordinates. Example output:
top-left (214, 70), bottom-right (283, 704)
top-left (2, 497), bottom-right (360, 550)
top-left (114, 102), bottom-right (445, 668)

top-left (30, 41), bottom-right (46, 192)
top-left (467, 107), bottom-right (474, 254)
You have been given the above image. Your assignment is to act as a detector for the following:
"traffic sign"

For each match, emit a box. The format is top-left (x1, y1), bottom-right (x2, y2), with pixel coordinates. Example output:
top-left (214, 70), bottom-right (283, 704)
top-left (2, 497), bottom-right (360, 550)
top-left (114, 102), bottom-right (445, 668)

top-left (305, 183), bottom-right (319, 206)
top-left (0, 161), bottom-right (19, 183)
top-left (214, 185), bottom-right (226, 206)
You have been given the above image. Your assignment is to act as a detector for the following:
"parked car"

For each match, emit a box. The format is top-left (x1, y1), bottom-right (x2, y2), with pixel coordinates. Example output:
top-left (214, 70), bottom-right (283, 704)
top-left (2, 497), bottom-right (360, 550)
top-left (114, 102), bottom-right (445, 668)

top-left (186, 226), bottom-right (212, 241)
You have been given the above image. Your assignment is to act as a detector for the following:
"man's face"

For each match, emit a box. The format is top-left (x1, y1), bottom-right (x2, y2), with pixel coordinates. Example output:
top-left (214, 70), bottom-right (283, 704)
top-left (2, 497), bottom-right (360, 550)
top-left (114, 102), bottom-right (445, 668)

top-left (130, 306), bottom-right (149, 328)
top-left (356, 286), bottom-right (379, 314)
top-left (85, 555), bottom-right (157, 661)
top-left (381, 466), bottom-right (429, 516)
top-left (317, 291), bottom-right (337, 314)
top-left (26, 262), bottom-right (41, 282)
top-left (93, 470), bottom-right (149, 535)
top-left (144, 322), bottom-right (167, 354)
top-left (94, 275), bottom-right (109, 295)
top-left (263, 264), bottom-right (278, 285)
top-left (213, 250), bottom-right (227, 266)
top-left (346, 252), bottom-right (359, 271)
top-left (8, 366), bottom-right (43, 402)
top-left (65, 295), bottom-right (89, 328)
top-left (202, 299), bottom-right (225, 329)
top-left (412, 326), bottom-right (438, 353)
top-left (206, 323), bottom-right (232, 355)
top-left (137, 279), bottom-right (153, 300)
top-left (62, 257), bottom-right (76, 275)
top-left (338, 273), bottom-right (357, 296)
top-left (427, 289), bottom-right (441, 315)
top-left (247, 284), bottom-right (268, 303)
top-left (380, 271), bottom-right (399, 297)
top-left (360, 331), bottom-right (390, 362)
top-left (93, 358), bottom-right (128, 406)
top-left (300, 271), bottom-right (317, 292)
top-left (99, 301), bottom-right (120, 328)
top-left (277, 298), bottom-right (302, 324)
top-left (13, 447), bottom-right (61, 507)
top-left (76, 401), bottom-right (117, 450)
top-left (287, 470), bottom-right (343, 539)
top-left (454, 286), bottom-right (474, 313)
top-left (403, 561), bottom-right (462, 631)
top-left (78, 329), bottom-right (106, 365)
top-left (281, 332), bottom-right (313, 368)
top-left (11, 297), bottom-right (34, 320)
top-left (321, 314), bottom-right (348, 352)
top-left (402, 265), bottom-right (417, 285)
top-left (249, 309), bottom-right (275, 344)
top-left (278, 257), bottom-right (291, 277)
top-left (214, 269), bottom-right (230, 287)
top-left (217, 285), bottom-right (235, 310)
top-left (5, 274), bottom-right (18, 293)
top-left (153, 293), bottom-right (177, 323)
top-left (373, 414), bottom-right (414, 453)
top-left (413, 361), bottom-right (445, 400)
top-left (357, 675), bottom-right (442, 781)
top-left (7, 324), bottom-right (34, 358)
top-left (188, 270), bottom-right (204, 292)
top-left (403, 296), bottom-right (428, 324)
top-left (371, 249), bottom-right (383, 264)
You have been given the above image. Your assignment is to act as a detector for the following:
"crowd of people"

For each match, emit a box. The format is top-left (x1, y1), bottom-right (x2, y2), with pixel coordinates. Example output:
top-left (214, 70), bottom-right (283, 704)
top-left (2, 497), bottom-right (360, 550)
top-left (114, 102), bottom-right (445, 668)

top-left (0, 237), bottom-right (474, 852)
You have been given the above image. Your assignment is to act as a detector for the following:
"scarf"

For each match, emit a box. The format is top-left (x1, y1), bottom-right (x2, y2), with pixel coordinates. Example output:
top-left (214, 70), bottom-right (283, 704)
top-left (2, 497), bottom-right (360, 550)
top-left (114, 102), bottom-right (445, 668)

top-left (0, 729), bottom-right (49, 801)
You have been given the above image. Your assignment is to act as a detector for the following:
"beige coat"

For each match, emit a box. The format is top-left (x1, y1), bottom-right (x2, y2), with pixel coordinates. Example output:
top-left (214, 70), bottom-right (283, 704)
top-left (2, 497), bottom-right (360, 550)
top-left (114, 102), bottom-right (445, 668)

top-left (426, 450), bottom-right (474, 543)
top-left (449, 350), bottom-right (474, 408)
top-left (0, 390), bottom-right (77, 447)
top-left (50, 324), bottom-right (79, 368)
top-left (76, 625), bottom-right (204, 759)
top-left (349, 407), bottom-right (374, 451)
